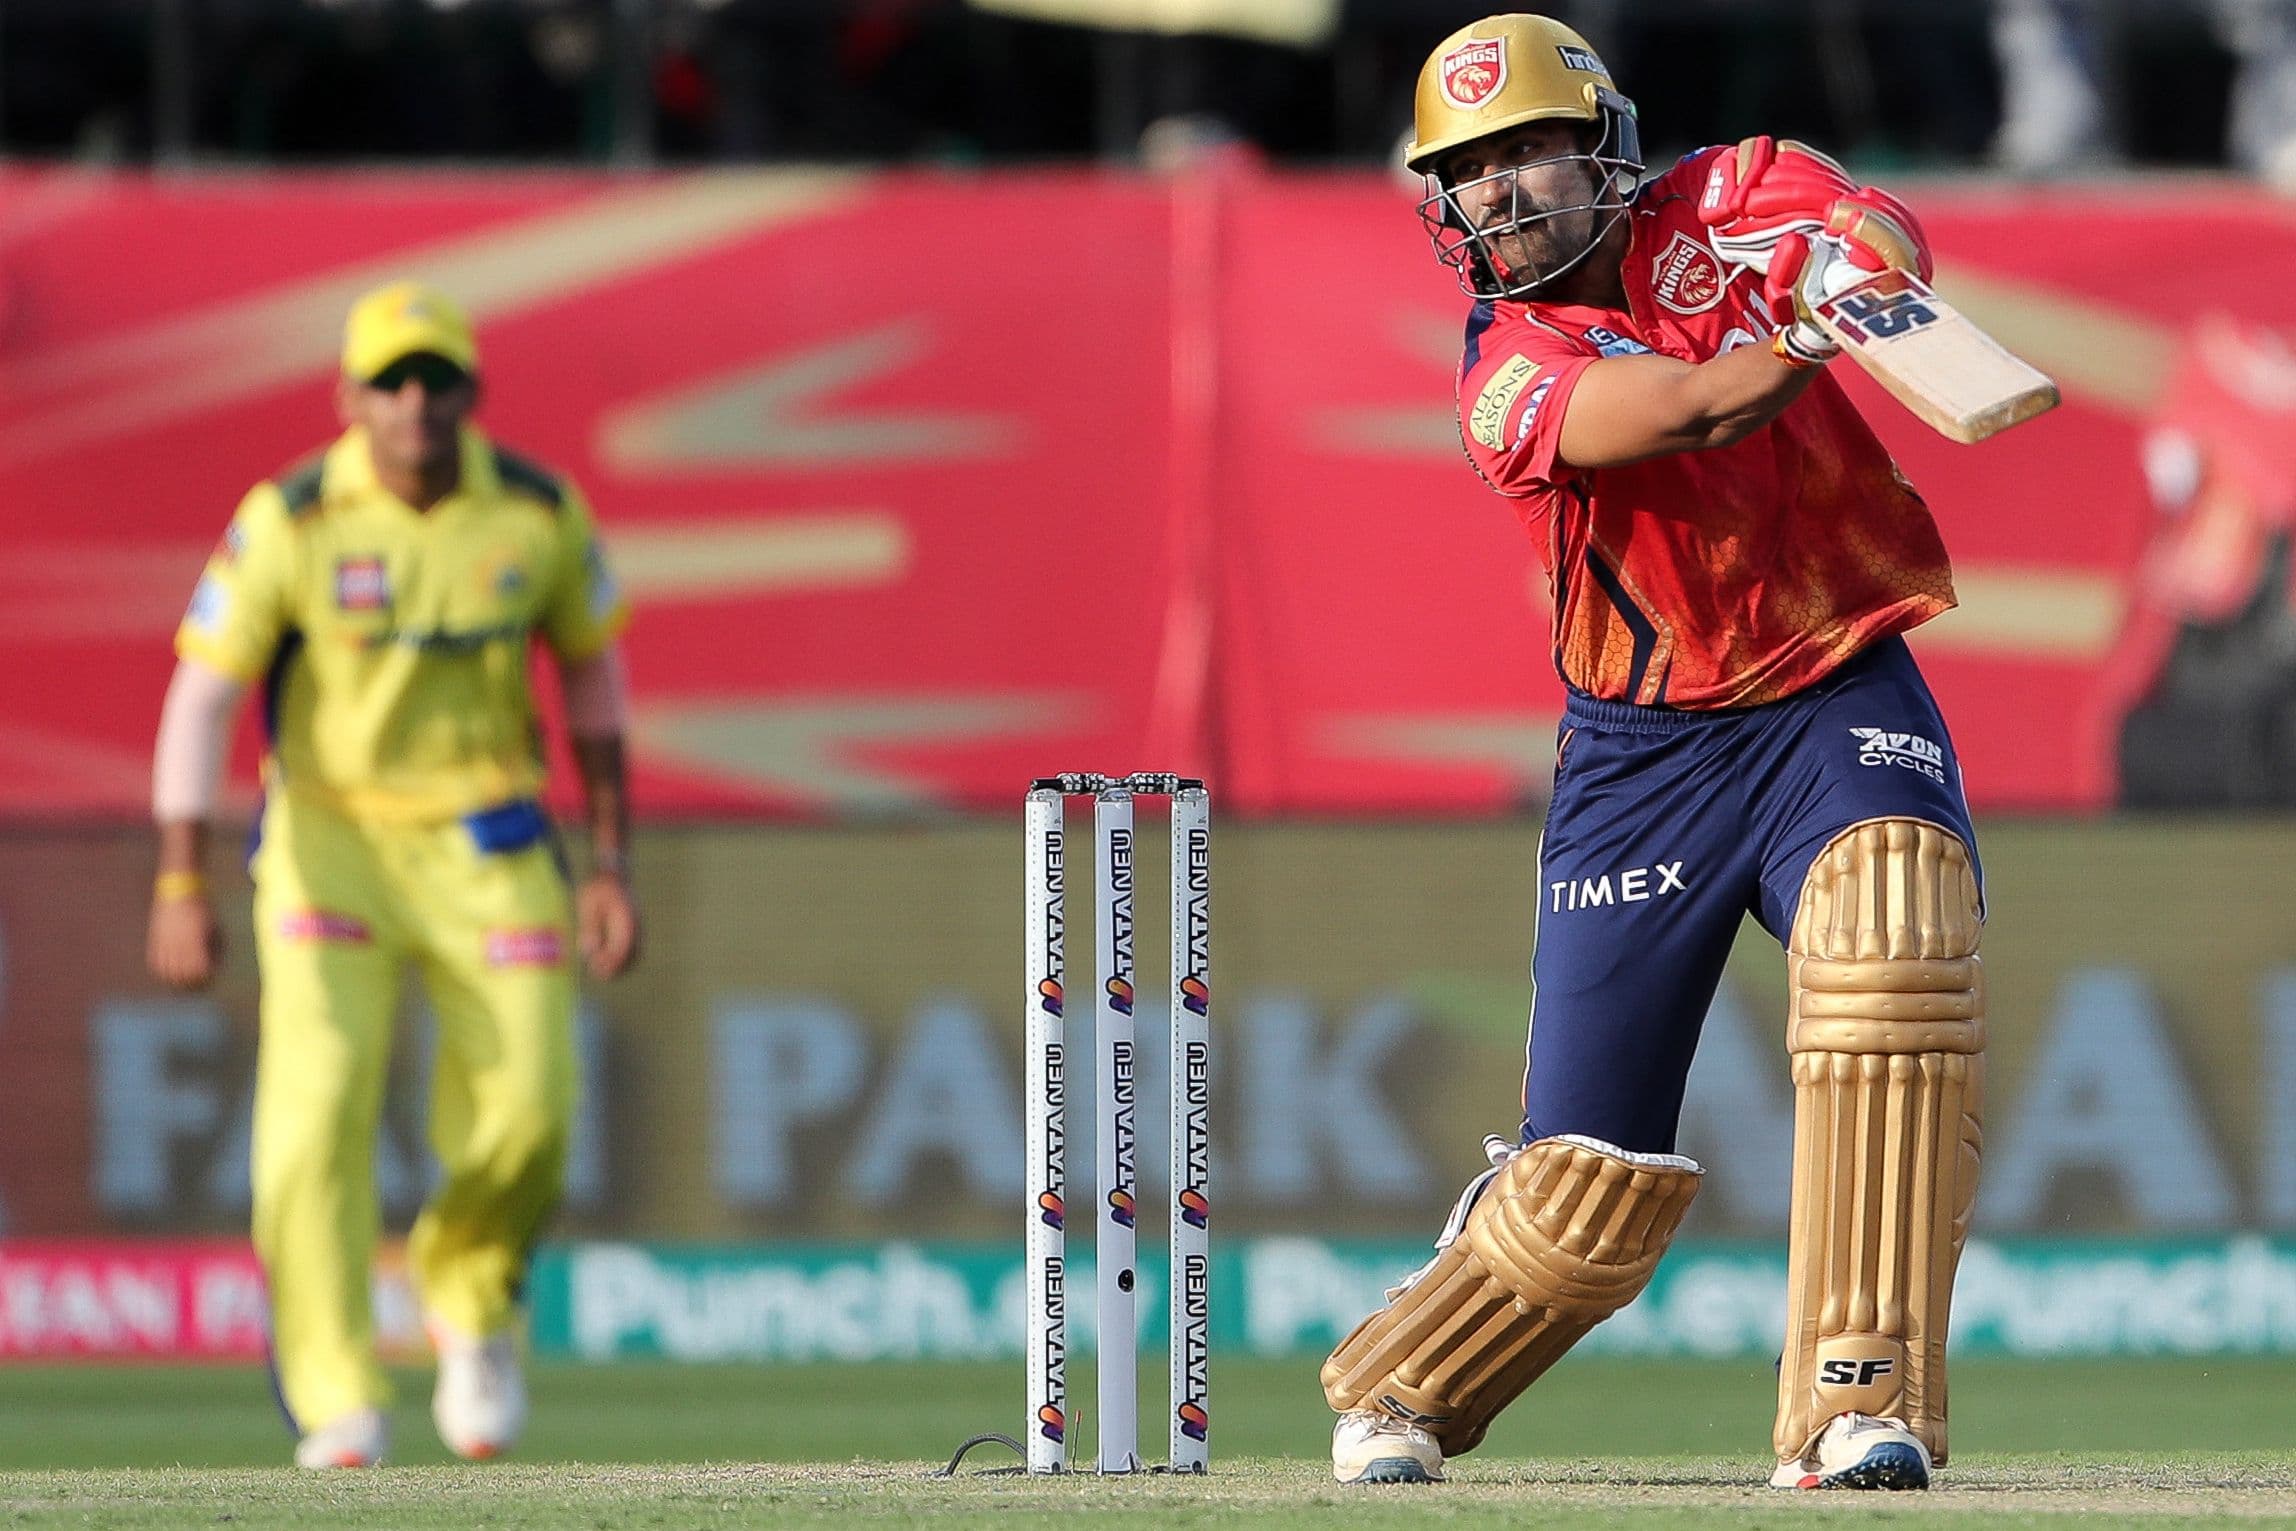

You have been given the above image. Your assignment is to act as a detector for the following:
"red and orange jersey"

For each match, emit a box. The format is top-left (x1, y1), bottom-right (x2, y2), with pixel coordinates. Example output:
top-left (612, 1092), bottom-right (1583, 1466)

top-left (1455, 147), bottom-right (1955, 709)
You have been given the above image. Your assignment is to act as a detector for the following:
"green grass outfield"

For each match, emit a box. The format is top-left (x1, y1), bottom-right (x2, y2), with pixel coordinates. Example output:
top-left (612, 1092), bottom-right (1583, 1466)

top-left (0, 1357), bottom-right (2291, 1527)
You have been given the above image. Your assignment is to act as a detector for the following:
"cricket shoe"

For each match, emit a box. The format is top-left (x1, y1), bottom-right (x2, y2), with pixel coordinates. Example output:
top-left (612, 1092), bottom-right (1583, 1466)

top-left (1331, 1409), bottom-right (1446, 1484)
top-left (430, 1323), bottom-right (527, 1460)
top-left (294, 1406), bottom-right (388, 1469)
top-left (1770, 1412), bottom-right (1931, 1490)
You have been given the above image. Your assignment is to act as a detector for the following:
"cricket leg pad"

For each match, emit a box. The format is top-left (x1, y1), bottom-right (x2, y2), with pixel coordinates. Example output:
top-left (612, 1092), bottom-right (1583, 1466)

top-left (1322, 1134), bottom-right (1702, 1457)
top-left (1776, 817), bottom-right (1984, 1468)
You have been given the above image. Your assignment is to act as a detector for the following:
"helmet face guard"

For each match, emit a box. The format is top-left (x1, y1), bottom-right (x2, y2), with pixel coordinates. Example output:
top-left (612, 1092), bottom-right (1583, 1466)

top-left (1417, 88), bottom-right (1644, 301)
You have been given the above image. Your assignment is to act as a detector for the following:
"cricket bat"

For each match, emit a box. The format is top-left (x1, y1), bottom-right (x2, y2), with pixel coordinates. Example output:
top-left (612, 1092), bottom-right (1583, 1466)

top-left (1809, 267), bottom-right (2060, 444)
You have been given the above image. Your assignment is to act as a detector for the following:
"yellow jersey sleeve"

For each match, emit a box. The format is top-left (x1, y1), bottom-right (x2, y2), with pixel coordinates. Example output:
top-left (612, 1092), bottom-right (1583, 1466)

top-left (538, 481), bottom-right (630, 662)
top-left (175, 482), bottom-right (297, 682)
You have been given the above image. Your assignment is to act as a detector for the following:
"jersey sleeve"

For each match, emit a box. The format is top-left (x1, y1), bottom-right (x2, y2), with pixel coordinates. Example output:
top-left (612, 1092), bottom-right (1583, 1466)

top-left (1653, 145), bottom-right (1728, 203)
top-left (1458, 323), bottom-right (1601, 497)
top-left (538, 480), bottom-right (631, 662)
top-left (174, 483), bottom-right (296, 682)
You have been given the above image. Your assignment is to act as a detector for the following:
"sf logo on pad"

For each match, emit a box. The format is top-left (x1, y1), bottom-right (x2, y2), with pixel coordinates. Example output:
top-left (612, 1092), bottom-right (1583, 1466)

top-left (1817, 1357), bottom-right (1897, 1388)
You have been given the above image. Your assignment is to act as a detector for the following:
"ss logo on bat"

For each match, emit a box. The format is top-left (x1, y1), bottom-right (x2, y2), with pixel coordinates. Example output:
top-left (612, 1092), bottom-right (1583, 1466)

top-left (1826, 277), bottom-right (1938, 342)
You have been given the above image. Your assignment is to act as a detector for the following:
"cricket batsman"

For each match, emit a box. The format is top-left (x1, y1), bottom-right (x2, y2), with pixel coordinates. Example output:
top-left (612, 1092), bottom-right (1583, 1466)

top-left (1322, 15), bottom-right (1983, 1490)
top-left (145, 282), bottom-right (640, 1468)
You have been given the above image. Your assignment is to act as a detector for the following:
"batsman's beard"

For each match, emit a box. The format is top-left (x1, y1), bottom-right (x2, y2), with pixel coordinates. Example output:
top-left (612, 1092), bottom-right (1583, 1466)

top-left (1482, 200), bottom-right (1600, 291)
top-left (1426, 158), bottom-right (1628, 300)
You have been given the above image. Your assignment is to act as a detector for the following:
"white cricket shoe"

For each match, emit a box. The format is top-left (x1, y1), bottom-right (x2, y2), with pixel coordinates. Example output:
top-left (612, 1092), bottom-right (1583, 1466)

top-left (430, 1324), bottom-right (528, 1461)
top-left (294, 1406), bottom-right (388, 1469)
top-left (1331, 1409), bottom-right (1446, 1484)
top-left (1770, 1412), bottom-right (1931, 1490)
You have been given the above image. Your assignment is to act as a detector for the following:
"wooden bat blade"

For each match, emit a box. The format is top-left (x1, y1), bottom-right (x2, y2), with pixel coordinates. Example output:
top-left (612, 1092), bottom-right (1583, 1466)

top-left (1810, 268), bottom-right (2061, 444)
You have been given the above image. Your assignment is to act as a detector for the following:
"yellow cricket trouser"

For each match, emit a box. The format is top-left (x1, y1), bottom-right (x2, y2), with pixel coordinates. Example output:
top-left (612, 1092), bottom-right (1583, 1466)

top-left (250, 793), bottom-right (576, 1433)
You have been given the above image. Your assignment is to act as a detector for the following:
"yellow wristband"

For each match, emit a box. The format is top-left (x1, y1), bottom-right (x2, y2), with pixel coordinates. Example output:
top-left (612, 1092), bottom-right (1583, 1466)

top-left (154, 870), bottom-right (207, 902)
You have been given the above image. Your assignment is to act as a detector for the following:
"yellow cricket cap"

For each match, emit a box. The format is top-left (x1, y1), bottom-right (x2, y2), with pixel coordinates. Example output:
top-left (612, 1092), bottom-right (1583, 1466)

top-left (341, 281), bottom-right (478, 381)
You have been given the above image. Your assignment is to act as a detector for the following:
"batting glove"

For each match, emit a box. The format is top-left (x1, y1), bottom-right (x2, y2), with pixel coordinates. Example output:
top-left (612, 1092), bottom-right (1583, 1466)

top-left (1764, 231), bottom-right (1857, 364)
top-left (1698, 135), bottom-right (1858, 275)
top-left (1763, 185), bottom-right (1935, 366)
top-left (1822, 184), bottom-right (1934, 282)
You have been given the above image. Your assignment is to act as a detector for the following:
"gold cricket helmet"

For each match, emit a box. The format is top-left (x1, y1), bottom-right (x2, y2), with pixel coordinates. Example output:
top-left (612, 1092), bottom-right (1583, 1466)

top-left (1406, 14), bottom-right (1639, 178)
top-left (1407, 15), bottom-right (1644, 299)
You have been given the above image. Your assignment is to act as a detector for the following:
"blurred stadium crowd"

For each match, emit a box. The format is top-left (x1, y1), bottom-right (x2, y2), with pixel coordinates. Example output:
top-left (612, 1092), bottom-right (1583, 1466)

top-left (2, 0), bottom-right (2290, 182)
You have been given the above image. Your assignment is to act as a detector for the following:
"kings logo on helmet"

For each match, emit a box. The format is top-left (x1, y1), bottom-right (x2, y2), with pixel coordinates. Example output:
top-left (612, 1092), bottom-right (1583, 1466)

top-left (1440, 38), bottom-right (1507, 108)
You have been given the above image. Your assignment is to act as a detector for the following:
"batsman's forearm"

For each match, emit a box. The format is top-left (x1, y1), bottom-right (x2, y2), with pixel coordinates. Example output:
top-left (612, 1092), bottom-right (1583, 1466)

top-left (1562, 344), bottom-right (1824, 469)
top-left (1678, 339), bottom-right (1823, 448)
top-left (570, 733), bottom-right (632, 874)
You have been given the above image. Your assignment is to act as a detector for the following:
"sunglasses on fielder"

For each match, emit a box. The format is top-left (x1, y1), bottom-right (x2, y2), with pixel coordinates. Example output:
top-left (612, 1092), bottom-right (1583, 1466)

top-left (365, 353), bottom-right (473, 393)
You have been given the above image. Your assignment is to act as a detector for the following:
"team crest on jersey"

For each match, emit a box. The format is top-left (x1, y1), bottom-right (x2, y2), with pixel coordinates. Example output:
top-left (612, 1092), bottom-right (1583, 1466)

top-left (1440, 39), bottom-right (1507, 108)
top-left (335, 556), bottom-right (391, 612)
top-left (1651, 230), bottom-right (1726, 315)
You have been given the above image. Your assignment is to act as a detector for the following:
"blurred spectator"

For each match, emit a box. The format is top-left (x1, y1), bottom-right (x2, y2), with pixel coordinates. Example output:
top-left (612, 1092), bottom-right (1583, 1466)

top-left (1992, 0), bottom-right (2296, 188)
top-left (0, 0), bottom-right (2270, 175)
top-left (2215, 0), bottom-right (2296, 190)
top-left (2109, 318), bottom-right (2296, 805)
top-left (1990, 0), bottom-right (2116, 174)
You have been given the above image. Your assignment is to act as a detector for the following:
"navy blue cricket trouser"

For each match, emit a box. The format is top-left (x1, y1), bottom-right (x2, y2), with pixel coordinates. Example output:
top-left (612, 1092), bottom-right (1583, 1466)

top-left (1520, 636), bottom-right (1981, 1154)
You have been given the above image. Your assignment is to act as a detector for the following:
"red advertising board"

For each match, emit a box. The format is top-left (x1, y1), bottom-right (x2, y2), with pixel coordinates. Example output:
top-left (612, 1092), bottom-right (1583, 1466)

top-left (0, 1241), bottom-right (268, 1358)
top-left (0, 1238), bottom-right (425, 1359)
top-left (2, 165), bottom-right (2288, 814)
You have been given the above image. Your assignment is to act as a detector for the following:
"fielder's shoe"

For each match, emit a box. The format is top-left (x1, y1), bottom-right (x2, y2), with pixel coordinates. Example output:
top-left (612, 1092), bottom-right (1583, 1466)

top-left (1769, 1412), bottom-right (1931, 1490)
top-left (430, 1323), bottom-right (527, 1461)
top-left (1331, 1409), bottom-right (1446, 1484)
top-left (294, 1406), bottom-right (388, 1469)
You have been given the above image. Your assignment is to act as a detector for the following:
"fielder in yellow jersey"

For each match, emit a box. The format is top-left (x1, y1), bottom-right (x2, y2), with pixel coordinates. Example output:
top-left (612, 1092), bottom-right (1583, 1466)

top-left (146, 282), bottom-right (641, 1470)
